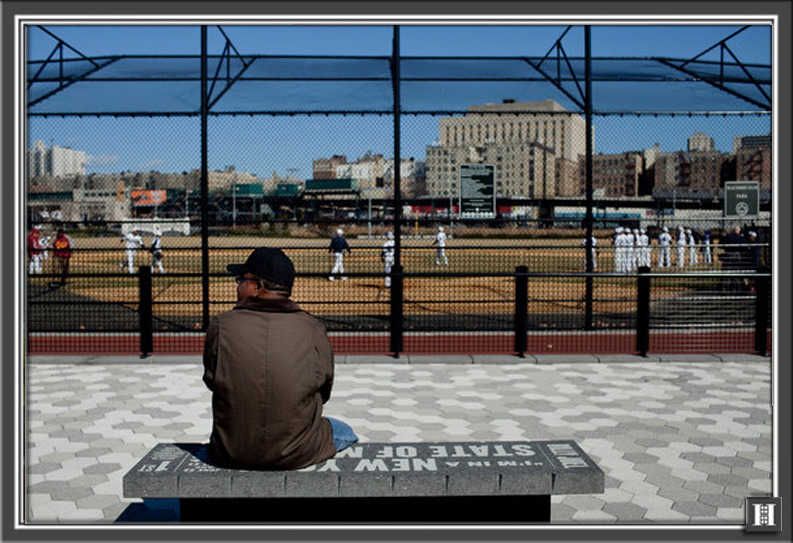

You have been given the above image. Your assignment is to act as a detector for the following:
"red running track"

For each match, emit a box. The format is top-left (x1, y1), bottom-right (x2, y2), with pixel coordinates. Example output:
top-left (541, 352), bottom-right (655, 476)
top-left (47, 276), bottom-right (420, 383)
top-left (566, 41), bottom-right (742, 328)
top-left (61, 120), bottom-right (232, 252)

top-left (27, 330), bottom-right (770, 356)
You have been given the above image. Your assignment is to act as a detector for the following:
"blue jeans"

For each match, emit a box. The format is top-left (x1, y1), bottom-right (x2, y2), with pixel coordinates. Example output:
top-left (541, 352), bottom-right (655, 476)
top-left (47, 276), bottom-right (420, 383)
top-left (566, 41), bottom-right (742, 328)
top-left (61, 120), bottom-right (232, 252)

top-left (326, 417), bottom-right (359, 452)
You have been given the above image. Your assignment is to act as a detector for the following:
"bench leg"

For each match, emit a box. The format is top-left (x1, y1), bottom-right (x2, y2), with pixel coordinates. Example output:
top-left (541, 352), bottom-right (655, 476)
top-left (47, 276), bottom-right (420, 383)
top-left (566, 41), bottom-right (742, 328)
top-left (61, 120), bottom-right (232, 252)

top-left (178, 495), bottom-right (551, 523)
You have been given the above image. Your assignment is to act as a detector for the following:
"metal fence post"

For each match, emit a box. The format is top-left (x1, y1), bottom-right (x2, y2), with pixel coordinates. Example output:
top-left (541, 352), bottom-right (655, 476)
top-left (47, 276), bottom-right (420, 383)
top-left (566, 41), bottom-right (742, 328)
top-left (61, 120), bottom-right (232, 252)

top-left (754, 267), bottom-right (770, 356)
top-left (636, 266), bottom-right (651, 357)
top-left (200, 25), bottom-right (211, 332)
top-left (139, 265), bottom-right (153, 358)
top-left (514, 266), bottom-right (529, 357)
top-left (390, 264), bottom-right (404, 358)
top-left (584, 25), bottom-right (595, 330)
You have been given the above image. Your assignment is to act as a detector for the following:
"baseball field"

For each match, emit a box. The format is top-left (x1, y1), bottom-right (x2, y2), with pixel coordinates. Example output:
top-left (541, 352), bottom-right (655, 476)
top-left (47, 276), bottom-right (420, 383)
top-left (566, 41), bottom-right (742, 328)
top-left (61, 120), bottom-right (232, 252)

top-left (30, 233), bottom-right (712, 320)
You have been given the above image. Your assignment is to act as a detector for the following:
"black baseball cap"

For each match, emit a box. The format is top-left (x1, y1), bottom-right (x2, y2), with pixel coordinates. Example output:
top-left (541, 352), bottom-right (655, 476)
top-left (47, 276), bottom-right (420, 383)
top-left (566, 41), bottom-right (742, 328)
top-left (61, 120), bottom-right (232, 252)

top-left (227, 247), bottom-right (295, 289)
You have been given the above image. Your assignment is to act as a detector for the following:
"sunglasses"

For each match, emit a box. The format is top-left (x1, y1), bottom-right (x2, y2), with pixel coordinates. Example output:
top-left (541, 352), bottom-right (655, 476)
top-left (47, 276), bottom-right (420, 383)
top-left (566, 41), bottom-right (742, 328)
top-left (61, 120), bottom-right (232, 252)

top-left (234, 275), bottom-right (261, 286)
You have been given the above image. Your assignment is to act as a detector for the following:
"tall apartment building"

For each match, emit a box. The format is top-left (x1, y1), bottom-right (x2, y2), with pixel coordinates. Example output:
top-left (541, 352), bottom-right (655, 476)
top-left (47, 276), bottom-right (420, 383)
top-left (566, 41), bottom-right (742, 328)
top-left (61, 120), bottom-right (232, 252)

top-left (426, 141), bottom-right (556, 198)
top-left (28, 140), bottom-right (87, 178)
top-left (687, 131), bottom-right (715, 152)
top-left (425, 99), bottom-right (587, 198)
top-left (554, 158), bottom-right (580, 197)
top-left (733, 134), bottom-right (772, 190)
top-left (653, 147), bottom-right (726, 198)
top-left (578, 151), bottom-right (644, 198)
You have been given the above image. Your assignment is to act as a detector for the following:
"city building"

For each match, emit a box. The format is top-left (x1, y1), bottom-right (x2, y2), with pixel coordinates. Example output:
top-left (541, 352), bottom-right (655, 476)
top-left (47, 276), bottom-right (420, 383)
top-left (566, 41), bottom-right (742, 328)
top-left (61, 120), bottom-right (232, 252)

top-left (733, 134), bottom-right (772, 190)
top-left (204, 166), bottom-right (261, 191)
top-left (425, 99), bottom-right (587, 198)
top-left (554, 158), bottom-right (580, 198)
top-left (688, 131), bottom-right (716, 152)
top-left (27, 140), bottom-right (87, 178)
top-left (312, 155), bottom-right (349, 180)
top-left (578, 151), bottom-right (644, 198)
top-left (653, 146), bottom-right (727, 199)
top-left (426, 141), bottom-right (556, 198)
top-left (441, 99), bottom-right (587, 161)
top-left (312, 152), bottom-right (423, 198)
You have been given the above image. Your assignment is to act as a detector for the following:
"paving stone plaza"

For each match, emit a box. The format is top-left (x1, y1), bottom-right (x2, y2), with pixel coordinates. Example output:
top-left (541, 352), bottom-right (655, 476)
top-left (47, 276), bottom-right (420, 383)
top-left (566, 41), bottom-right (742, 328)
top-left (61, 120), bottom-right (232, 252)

top-left (24, 353), bottom-right (772, 526)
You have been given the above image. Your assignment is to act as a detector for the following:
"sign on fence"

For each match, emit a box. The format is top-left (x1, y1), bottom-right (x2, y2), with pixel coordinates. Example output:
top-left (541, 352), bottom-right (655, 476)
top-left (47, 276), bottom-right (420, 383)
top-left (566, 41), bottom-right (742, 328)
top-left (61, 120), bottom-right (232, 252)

top-left (459, 163), bottom-right (495, 218)
top-left (724, 181), bottom-right (759, 218)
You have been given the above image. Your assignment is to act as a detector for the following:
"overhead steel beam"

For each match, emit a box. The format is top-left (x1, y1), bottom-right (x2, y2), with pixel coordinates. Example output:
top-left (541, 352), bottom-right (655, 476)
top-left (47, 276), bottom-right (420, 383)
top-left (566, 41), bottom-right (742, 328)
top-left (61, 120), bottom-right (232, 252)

top-left (656, 57), bottom-right (771, 110)
top-left (521, 26), bottom-right (586, 110)
top-left (27, 57), bottom-right (120, 107)
top-left (206, 26), bottom-right (254, 110)
top-left (27, 26), bottom-right (120, 107)
top-left (658, 26), bottom-right (771, 110)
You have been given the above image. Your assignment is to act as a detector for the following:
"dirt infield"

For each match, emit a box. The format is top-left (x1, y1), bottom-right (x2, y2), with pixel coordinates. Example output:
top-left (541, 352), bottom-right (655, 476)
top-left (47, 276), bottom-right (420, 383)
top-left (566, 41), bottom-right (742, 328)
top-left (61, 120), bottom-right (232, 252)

top-left (33, 234), bottom-right (700, 323)
top-left (49, 234), bottom-right (726, 277)
top-left (67, 274), bottom-right (684, 318)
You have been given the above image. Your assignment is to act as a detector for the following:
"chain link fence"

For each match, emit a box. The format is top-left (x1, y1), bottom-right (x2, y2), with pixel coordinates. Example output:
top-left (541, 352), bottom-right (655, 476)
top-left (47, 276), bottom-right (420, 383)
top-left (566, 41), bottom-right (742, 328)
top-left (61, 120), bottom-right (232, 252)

top-left (25, 26), bottom-right (773, 357)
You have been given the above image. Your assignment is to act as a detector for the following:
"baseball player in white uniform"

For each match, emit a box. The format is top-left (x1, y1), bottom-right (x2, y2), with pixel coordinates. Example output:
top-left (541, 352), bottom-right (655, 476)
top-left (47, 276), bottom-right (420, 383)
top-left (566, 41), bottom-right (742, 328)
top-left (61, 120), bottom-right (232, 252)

top-left (381, 231), bottom-right (395, 287)
top-left (581, 235), bottom-right (597, 270)
top-left (27, 225), bottom-right (44, 274)
top-left (121, 228), bottom-right (144, 274)
top-left (613, 227), bottom-right (624, 273)
top-left (702, 230), bottom-right (713, 264)
top-left (658, 226), bottom-right (672, 268)
top-left (624, 228), bottom-right (636, 272)
top-left (676, 226), bottom-right (687, 268)
top-left (687, 228), bottom-right (698, 266)
top-left (638, 228), bottom-right (651, 268)
top-left (150, 230), bottom-right (166, 274)
top-left (433, 226), bottom-right (449, 266)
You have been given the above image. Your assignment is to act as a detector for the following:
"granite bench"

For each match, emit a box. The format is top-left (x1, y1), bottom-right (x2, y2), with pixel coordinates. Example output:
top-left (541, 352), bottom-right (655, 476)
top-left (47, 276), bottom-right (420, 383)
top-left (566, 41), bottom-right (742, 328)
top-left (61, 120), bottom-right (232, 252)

top-left (123, 440), bottom-right (604, 522)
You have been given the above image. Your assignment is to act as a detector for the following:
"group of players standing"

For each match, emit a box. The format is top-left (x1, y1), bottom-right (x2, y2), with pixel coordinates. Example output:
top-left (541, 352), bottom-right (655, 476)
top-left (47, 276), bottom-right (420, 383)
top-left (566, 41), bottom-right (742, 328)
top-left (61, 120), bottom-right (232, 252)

top-left (610, 225), bottom-right (716, 273)
top-left (119, 228), bottom-right (166, 274)
top-left (26, 225), bottom-right (167, 287)
top-left (26, 225), bottom-right (74, 286)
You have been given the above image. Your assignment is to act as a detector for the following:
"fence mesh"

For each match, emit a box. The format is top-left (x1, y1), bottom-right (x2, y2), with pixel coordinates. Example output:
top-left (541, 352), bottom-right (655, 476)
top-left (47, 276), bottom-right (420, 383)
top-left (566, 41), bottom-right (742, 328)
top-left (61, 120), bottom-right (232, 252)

top-left (25, 33), bottom-right (773, 357)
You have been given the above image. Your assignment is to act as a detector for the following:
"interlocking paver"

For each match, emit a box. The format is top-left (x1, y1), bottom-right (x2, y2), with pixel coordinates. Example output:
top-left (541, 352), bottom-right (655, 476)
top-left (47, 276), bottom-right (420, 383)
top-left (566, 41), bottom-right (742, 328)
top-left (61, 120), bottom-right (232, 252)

top-left (672, 500), bottom-right (718, 517)
top-left (602, 501), bottom-right (650, 520)
top-left (698, 493), bottom-right (744, 508)
top-left (657, 484), bottom-right (700, 503)
top-left (23, 356), bottom-right (773, 526)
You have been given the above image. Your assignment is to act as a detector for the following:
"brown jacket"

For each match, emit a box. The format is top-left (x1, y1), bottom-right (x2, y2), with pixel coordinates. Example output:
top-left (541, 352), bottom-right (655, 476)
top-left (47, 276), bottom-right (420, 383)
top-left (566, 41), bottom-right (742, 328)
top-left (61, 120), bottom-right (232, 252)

top-left (202, 296), bottom-right (336, 470)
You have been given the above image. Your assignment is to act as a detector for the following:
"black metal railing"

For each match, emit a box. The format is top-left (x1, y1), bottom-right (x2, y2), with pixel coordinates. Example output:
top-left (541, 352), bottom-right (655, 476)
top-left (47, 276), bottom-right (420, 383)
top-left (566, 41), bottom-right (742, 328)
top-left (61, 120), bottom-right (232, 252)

top-left (27, 263), bottom-right (770, 358)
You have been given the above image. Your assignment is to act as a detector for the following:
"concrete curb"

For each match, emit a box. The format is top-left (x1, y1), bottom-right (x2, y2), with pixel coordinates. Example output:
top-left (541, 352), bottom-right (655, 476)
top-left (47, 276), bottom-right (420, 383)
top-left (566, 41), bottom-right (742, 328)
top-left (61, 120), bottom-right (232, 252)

top-left (27, 353), bottom-right (771, 365)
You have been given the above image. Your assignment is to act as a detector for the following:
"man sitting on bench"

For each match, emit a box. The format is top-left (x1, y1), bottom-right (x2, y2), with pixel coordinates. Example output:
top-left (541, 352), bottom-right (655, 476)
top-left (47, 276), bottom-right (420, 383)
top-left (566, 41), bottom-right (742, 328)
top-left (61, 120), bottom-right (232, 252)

top-left (202, 247), bottom-right (358, 470)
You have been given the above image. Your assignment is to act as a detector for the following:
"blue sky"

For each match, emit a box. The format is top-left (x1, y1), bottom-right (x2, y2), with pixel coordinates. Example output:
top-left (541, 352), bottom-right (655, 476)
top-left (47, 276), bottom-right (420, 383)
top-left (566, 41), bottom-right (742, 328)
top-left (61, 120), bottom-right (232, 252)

top-left (27, 24), bottom-right (771, 60)
top-left (26, 23), bottom-right (772, 178)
